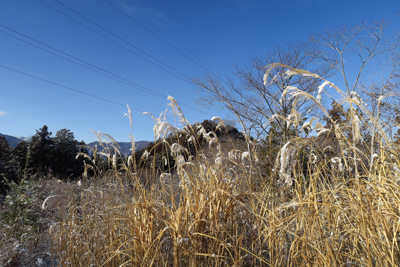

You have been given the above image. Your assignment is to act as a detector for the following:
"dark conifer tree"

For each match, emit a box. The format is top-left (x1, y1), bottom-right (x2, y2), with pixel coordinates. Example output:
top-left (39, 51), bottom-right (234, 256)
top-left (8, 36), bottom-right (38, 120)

top-left (0, 136), bottom-right (11, 162)
top-left (29, 125), bottom-right (54, 174)
top-left (0, 136), bottom-right (17, 193)
top-left (54, 129), bottom-right (79, 178)
top-left (11, 140), bottom-right (29, 174)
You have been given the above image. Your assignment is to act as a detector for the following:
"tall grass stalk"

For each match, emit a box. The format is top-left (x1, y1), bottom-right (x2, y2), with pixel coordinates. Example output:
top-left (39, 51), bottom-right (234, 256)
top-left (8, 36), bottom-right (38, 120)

top-left (52, 72), bottom-right (400, 266)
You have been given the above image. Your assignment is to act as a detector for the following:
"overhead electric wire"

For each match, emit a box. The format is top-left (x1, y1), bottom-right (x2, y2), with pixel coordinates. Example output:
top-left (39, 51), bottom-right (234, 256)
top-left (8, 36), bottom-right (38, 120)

top-left (0, 64), bottom-right (128, 109)
top-left (157, 0), bottom-right (234, 65)
top-left (37, 0), bottom-right (191, 83)
top-left (0, 64), bottom-right (183, 125)
top-left (103, 0), bottom-right (217, 75)
top-left (0, 25), bottom-right (212, 116)
top-left (102, 0), bottom-right (232, 89)
top-left (127, 1), bottom-right (221, 74)
top-left (0, 28), bottom-right (163, 100)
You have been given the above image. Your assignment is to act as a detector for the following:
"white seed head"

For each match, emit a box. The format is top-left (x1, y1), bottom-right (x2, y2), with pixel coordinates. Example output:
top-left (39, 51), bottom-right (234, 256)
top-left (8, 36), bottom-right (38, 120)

top-left (142, 150), bottom-right (150, 160)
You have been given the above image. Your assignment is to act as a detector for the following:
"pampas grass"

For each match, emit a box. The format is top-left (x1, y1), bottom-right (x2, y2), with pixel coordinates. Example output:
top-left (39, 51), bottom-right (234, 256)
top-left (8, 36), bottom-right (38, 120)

top-left (52, 69), bottom-right (400, 266)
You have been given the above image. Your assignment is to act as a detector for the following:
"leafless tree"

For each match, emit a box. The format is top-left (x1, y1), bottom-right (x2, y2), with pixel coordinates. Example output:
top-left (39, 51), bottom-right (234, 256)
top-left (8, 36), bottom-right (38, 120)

top-left (311, 20), bottom-right (399, 97)
top-left (193, 40), bottom-right (335, 142)
top-left (358, 53), bottom-right (400, 129)
top-left (311, 20), bottom-right (400, 174)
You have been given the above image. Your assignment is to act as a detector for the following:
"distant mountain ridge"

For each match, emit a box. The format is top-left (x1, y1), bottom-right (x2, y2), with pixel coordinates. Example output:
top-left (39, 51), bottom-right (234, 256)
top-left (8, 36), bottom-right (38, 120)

top-left (0, 133), bottom-right (31, 147)
top-left (86, 141), bottom-right (151, 156)
top-left (0, 133), bottom-right (150, 154)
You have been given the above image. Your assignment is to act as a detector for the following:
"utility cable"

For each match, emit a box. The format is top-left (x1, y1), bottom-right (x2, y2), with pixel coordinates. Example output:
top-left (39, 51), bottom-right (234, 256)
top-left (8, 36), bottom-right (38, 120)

top-left (158, 0), bottom-right (234, 65)
top-left (0, 64), bottom-right (128, 108)
top-left (128, 1), bottom-right (221, 74)
top-left (0, 28), bottom-right (163, 100)
top-left (37, 0), bottom-right (191, 83)
top-left (0, 25), bottom-right (212, 116)
top-left (103, 0), bottom-right (232, 89)
top-left (36, 0), bottom-right (218, 117)
top-left (0, 64), bottom-right (182, 124)
top-left (103, 0), bottom-right (215, 74)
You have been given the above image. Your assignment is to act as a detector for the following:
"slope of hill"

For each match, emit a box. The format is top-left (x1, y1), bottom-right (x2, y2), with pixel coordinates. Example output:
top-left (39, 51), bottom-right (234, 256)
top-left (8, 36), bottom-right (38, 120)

top-left (86, 140), bottom-right (151, 156)
top-left (0, 133), bottom-right (27, 147)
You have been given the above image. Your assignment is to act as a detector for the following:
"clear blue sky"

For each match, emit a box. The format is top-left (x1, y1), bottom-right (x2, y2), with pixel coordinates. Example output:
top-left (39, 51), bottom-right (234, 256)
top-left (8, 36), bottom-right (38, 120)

top-left (0, 0), bottom-right (398, 143)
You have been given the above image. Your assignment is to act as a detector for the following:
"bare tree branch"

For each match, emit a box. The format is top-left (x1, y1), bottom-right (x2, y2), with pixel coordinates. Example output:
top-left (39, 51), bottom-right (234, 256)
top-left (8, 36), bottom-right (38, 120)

top-left (193, 39), bottom-right (335, 141)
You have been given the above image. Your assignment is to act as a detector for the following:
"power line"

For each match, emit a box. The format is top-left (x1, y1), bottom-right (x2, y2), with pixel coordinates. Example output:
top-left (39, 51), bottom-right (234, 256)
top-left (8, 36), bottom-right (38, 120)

top-left (0, 64), bottom-right (188, 124)
top-left (102, 0), bottom-right (232, 89)
top-left (37, 0), bottom-right (191, 83)
top-left (103, 0), bottom-right (216, 74)
top-left (1, 65), bottom-right (206, 125)
top-left (37, 0), bottom-right (214, 116)
top-left (157, 0), bottom-right (235, 65)
top-left (0, 64), bottom-right (128, 108)
top-left (0, 28), bottom-right (162, 100)
top-left (127, 1), bottom-right (222, 74)
top-left (0, 25), bottom-right (213, 116)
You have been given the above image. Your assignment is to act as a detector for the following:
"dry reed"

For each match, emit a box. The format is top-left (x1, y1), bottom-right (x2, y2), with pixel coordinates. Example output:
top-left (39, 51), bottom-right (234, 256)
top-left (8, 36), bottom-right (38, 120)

top-left (53, 69), bottom-right (400, 266)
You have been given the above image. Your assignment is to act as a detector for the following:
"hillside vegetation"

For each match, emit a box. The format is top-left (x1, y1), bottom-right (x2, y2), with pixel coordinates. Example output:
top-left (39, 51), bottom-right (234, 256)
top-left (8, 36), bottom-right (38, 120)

top-left (2, 20), bottom-right (400, 266)
top-left (2, 71), bottom-right (400, 265)
top-left (34, 82), bottom-right (400, 265)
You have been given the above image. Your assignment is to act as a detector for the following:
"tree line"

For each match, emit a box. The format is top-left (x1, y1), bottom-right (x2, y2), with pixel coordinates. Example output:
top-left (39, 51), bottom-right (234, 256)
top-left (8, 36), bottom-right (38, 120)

top-left (0, 125), bottom-right (89, 194)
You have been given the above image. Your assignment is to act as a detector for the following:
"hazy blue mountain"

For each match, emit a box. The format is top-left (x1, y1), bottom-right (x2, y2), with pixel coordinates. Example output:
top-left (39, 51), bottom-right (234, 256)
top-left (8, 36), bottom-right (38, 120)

top-left (0, 133), bottom-right (150, 155)
top-left (86, 140), bottom-right (151, 156)
top-left (0, 133), bottom-right (30, 147)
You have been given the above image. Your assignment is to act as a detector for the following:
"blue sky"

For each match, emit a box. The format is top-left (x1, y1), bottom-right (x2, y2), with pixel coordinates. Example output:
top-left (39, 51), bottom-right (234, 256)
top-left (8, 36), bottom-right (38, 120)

top-left (0, 0), bottom-right (398, 143)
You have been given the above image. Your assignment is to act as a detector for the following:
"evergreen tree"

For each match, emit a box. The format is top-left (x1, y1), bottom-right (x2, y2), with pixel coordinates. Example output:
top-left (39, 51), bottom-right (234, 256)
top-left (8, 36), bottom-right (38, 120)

top-left (0, 136), bottom-right (11, 162)
top-left (53, 129), bottom-right (79, 177)
top-left (0, 136), bottom-right (17, 193)
top-left (12, 141), bottom-right (28, 171)
top-left (29, 125), bottom-right (54, 174)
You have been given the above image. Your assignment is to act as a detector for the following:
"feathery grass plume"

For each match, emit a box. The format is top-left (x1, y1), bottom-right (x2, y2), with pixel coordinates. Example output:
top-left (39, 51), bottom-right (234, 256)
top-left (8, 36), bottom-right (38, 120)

top-left (274, 141), bottom-right (297, 185)
top-left (279, 83), bottom-right (331, 120)
top-left (285, 68), bottom-right (321, 78)
top-left (270, 113), bottom-right (292, 125)
top-left (287, 109), bottom-right (301, 128)
top-left (170, 143), bottom-right (188, 155)
top-left (168, 95), bottom-right (190, 126)
top-left (331, 156), bottom-right (343, 172)
top-left (141, 150), bottom-right (150, 160)
top-left (154, 121), bottom-right (180, 141)
top-left (280, 85), bottom-right (298, 106)
top-left (196, 123), bottom-right (220, 149)
top-left (124, 105), bottom-right (139, 172)
top-left (317, 128), bottom-right (330, 137)
top-left (211, 116), bottom-right (223, 123)
top-left (314, 121), bottom-right (324, 131)
top-left (317, 80), bottom-right (333, 102)
top-left (53, 63), bottom-right (400, 267)
top-left (263, 72), bottom-right (268, 85)
top-left (302, 117), bottom-right (317, 132)
top-left (124, 104), bottom-right (133, 129)
top-left (349, 108), bottom-right (361, 142)
top-left (112, 154), bottom-right (117, 169)
top-left (350, 91), bottom-right (367, 106)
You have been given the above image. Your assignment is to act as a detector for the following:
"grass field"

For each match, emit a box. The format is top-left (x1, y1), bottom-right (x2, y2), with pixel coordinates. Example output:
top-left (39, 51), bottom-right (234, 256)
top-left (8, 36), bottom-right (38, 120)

top-left (2, 68), bottom-right (400, 266)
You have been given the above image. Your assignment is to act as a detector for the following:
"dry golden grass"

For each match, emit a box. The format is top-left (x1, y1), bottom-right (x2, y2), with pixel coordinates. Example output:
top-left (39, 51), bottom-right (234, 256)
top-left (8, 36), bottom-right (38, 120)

top-left (50, 70), bottom-right (400, 266)
top-left (53, 155), bottom-right (400, 266)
